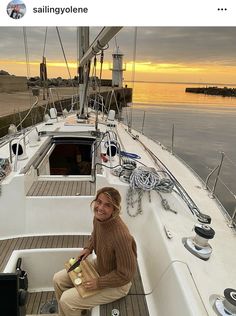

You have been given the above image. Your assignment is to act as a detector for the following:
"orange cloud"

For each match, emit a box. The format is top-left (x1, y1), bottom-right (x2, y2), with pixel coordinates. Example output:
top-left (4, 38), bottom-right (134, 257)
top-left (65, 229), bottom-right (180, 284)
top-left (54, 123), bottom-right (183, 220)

top-left (1, 58), bottom-right (236, 84)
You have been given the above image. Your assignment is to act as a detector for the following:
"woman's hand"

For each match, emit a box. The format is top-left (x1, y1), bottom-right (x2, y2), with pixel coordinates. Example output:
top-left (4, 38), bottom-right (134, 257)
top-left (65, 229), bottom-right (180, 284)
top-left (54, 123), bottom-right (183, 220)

top-left (83, 278), bottom-right (98, 290)
top-left (78, 248), bottom-right (91, 260)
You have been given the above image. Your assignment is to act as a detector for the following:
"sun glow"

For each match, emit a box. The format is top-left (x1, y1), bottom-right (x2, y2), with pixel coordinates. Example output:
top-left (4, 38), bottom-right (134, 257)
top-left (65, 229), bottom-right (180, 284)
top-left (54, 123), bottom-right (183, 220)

top-left (1, 58), bottom-right (236, 84)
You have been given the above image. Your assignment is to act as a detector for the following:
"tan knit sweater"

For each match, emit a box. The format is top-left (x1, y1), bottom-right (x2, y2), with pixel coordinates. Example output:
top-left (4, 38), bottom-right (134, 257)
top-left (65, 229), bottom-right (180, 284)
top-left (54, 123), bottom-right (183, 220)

top-left (85, 215), bottom-right (137, 289)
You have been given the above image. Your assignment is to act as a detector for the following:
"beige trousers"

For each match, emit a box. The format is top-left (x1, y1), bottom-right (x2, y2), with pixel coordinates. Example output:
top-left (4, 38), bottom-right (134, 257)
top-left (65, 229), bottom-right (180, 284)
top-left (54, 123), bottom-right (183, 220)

top-left (53, 269), bottom-right (131, 316)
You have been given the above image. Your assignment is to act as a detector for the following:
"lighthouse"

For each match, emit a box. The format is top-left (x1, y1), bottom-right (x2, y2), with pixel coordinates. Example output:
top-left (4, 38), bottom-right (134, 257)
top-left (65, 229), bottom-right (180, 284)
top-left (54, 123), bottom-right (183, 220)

top-left (111, 47), bottom-right (125, 87)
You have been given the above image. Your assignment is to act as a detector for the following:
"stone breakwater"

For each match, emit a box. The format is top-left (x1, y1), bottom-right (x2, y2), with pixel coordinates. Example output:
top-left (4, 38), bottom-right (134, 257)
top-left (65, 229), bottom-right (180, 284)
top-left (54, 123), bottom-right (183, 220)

top-left (185, 86), bottom-right (236, 97)
top-left (0, 86), bottom-right (132, 138)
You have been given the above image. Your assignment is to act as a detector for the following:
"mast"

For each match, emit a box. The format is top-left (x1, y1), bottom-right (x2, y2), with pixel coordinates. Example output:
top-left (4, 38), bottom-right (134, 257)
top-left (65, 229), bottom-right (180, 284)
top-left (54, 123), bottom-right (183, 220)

top-left (78, 27), bottom-right (89, 117)
top-left (78, 27), bottom-right (122, 117)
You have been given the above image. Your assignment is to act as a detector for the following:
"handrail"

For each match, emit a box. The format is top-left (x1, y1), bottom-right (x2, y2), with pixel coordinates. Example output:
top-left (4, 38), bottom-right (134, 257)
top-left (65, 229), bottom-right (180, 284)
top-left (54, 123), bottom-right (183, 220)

top-left (36, 143), bottom-right (55, 175)
top-left (204, 152), bottom-right (225, 198)
top-left (204, 165), bottom-right (219, 190)
top-left (123, 108), bottom-right (236, 227)
top-left (125, 128), bottom-right (211, 224)
top-left (209, 152), bottom-right (225, 198)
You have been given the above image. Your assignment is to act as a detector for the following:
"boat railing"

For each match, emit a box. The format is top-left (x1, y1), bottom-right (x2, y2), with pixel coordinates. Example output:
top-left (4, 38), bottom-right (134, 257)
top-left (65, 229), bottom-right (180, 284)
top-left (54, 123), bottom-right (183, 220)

top-left (204, 151), bottom-right (225, 197)
top-left (169, 124), bottom-right (235, 226)
top-left (170, 137), bottom-right (236, 227)
top-left (124, 108), bottom-right (236, 228)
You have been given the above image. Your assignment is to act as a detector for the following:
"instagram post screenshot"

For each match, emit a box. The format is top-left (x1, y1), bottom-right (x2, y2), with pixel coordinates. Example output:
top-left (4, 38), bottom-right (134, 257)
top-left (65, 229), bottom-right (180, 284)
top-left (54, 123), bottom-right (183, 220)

top-left (0, 1), bottom-right (236, 316)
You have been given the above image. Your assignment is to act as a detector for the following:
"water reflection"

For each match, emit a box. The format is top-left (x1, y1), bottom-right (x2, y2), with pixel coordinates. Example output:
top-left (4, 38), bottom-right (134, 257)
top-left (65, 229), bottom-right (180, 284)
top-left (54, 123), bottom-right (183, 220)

top-left (123, 82), bottom-right (236, 217)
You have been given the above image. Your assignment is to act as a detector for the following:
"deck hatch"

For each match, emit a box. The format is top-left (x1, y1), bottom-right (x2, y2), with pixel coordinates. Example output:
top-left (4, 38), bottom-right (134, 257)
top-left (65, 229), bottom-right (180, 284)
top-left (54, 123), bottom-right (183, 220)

top-left (37, 136), bottom-right (96, 176)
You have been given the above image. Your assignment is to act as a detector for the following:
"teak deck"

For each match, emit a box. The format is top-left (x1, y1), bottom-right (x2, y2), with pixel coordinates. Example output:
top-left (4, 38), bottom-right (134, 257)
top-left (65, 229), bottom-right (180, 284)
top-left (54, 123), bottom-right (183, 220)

top-left (27, 180), bottom-right (96, 196)
top-left (0, 235), bottom-right (149, 316)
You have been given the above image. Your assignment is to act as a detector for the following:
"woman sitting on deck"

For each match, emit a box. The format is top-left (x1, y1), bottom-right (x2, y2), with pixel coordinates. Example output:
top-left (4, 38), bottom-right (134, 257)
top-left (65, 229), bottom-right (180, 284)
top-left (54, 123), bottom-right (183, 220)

top-left (53, 186), bottom-right (137, 316)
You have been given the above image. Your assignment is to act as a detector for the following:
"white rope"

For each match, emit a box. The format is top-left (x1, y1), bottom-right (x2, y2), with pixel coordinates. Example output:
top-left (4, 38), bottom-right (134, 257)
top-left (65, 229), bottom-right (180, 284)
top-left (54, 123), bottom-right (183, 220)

top-left (129, 166), bottom-right (174, 192)
top-left (126, 166), bottom-right (174, 217)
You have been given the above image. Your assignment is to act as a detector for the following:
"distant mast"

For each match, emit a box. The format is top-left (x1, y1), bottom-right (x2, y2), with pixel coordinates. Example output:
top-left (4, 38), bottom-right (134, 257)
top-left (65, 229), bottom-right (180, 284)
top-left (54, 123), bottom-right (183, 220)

top-left (111, 47), bottom-right (125, 87)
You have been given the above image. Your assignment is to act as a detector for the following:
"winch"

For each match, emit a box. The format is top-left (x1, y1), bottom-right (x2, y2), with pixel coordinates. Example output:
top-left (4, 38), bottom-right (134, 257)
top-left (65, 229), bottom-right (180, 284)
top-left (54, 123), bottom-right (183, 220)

top-left (183, 223), bottom-right (215, 260)
top-left (213, 288), bottom-right (236, 316)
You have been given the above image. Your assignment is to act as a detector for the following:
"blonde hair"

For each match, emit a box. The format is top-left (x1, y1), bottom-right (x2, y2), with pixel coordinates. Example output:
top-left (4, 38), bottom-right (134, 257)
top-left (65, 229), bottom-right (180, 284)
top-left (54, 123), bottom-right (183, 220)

top-left (91, 187), bottom-right (121, 216)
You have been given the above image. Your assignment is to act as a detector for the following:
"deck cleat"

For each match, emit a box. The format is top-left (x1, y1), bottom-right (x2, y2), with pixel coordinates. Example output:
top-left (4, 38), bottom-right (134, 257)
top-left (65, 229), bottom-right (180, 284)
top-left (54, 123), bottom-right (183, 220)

top-left (183, 223), bottom-right (215, 260)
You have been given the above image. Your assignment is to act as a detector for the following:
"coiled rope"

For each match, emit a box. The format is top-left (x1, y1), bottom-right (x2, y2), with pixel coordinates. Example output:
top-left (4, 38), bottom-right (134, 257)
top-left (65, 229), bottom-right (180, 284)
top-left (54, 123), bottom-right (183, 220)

top-left (129, 166), bottom-right (174, 192)
top-left (126, 166), bottom-right (175, 217)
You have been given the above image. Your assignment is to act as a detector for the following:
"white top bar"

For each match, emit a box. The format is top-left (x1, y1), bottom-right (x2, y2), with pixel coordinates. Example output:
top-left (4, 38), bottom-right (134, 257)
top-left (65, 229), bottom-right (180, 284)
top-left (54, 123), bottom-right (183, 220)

top-left (0, 0), bottom-right (235, 26)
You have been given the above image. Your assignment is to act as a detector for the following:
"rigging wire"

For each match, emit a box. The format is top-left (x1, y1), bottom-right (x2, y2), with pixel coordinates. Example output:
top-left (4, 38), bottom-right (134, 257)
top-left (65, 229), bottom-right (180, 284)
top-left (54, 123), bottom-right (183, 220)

top-left (42, 27), bottom-right (48, 57)
top-left (76, 27), bottom-right (79, 72)
top-left (224, 152), bottom-right (236, 168)
top-left (22, 27), bottom-right (38, 128)
top-left (72, 27), bottom-right (79, 111)
top-left (217, 176), bottom-right (236, 199)
top-left (95, 50), bottom-right (105, 129)
top-left (16, 97), bottom-right (39, 129)
top-left (41, 27), bottom-right (49, 101)
top-left (23, 27), bottom-right (31, 79)
top-left (56, 27), bottom-right (76, 93)
top-left (128, 27), bottom-right (138, 131)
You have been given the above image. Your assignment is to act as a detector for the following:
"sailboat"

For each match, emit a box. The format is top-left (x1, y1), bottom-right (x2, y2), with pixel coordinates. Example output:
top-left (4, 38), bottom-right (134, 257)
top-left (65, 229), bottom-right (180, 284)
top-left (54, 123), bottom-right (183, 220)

top-left (0, 27), bottom-right (236, 316)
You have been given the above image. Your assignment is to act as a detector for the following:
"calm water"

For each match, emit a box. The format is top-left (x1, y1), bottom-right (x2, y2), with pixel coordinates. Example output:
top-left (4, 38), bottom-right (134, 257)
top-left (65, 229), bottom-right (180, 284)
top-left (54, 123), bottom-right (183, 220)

top-left (123, 82), bottom-right (236, 216)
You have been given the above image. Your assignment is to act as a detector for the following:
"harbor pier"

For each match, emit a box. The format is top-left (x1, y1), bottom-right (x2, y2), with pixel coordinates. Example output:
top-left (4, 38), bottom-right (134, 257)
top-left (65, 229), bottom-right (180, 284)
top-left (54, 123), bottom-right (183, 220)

top-left (186, 86), bottom-right (236, 97)
top-left (0, 86), bottom-right (132, 138)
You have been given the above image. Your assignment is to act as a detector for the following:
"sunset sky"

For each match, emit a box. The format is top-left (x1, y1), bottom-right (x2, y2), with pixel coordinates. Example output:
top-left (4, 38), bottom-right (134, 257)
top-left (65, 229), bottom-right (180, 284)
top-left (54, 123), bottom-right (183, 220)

top-left (1, 27), bottom-right (236, 84)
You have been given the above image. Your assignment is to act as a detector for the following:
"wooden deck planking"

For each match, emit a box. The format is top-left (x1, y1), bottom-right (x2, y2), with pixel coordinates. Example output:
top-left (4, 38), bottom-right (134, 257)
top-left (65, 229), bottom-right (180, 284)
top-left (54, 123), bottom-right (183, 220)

top-left (41, 181), bottom-right (51, 196)
top-left (71, 181), bottom-right (80, 195)
top-left (26, 291), bottom-right (57, 315)
top-left (130, 267), bottom-right (149, 315)
top-left (27, 180), bottom-right (95, 196)
top-left (100, 266), bottom-right (149, 316)
top-left (27, 292), bottom-right (38, 315)
top-left (0, 235), bottom-right (89, 272)
top-left (47, 180), bottom-right (57, 196)
top-left (27, 268), bottom-right (149, 316)
top-left (0, 235), bottom-right (149, 316)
